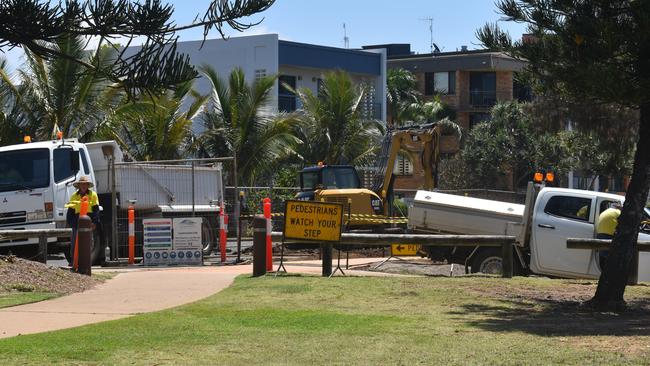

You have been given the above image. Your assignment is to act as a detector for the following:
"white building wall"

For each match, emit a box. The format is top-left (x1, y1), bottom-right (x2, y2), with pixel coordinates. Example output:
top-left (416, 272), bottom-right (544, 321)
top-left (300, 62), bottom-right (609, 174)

top-left (171, 34), bottom-right (280, 106)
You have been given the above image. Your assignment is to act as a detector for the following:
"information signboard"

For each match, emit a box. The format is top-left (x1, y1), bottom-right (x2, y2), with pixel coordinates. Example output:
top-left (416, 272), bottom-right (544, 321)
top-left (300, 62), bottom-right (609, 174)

top-left (172, 217), bottom-right (203, 265)
top-left (142, 217), bottom-right (203, 266)
top-left (283, 200), bottom-right (343, 242)
top-left (143, 218), bottom-right (173, 266)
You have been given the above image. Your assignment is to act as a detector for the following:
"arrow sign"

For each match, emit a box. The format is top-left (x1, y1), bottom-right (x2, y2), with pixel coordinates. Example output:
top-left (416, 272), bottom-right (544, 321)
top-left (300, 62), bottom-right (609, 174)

top-left (391, 244), bottom-right (421, 256)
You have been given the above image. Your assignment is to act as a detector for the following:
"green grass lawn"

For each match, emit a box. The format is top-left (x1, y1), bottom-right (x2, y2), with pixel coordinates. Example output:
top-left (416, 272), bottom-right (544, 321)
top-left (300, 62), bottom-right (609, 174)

top-left (0, 292), bottom-right (57, 309)
top-left (1, 275), bottom-right (649, 365)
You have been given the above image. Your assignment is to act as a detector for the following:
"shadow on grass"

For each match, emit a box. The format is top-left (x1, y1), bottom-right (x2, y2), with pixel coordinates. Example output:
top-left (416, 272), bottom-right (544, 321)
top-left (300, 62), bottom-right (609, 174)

top-left (450, 297), bottom-right (650, 337)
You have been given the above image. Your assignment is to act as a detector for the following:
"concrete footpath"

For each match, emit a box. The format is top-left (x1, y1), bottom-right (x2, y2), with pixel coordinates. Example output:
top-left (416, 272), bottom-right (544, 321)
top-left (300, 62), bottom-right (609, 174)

top-left (0, 258), bottom-right (395, 339)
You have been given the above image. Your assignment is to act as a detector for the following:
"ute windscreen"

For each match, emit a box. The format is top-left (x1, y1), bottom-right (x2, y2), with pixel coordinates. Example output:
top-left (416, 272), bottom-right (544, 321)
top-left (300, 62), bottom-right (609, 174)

top-left (0, 148), bottom-right (50, 192)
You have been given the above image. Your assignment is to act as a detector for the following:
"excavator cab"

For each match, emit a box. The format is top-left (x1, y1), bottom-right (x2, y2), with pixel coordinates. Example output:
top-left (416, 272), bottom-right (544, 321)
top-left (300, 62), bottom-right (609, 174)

top-left (296, 164), bottom-right (384, 218)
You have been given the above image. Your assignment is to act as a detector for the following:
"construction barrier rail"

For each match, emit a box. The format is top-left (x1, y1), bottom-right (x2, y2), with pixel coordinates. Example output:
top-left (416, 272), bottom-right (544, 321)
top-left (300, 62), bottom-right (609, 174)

top-left (240, 212), bottom-right (409, 224)
top-left (0, 229), bottom-right (72, 264)
top-left (249, 224), bottom-right (516, 278)
top-left (566, 238), bottom-right (650, 285)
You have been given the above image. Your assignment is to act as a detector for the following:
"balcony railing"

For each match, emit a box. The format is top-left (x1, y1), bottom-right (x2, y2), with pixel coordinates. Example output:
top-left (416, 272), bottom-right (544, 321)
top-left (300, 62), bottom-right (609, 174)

top-left (469, 90), bottom-right (497, 107)
top-left (278, 95), bottom-right (297, 112)
top-left (361, 103), bottom-right (382, 120)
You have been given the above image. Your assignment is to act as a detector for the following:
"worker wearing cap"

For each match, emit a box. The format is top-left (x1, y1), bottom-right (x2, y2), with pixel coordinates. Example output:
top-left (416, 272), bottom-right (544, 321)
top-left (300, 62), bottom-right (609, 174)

top-left (596, 202), bottom-right (622, 270)
top-left (65, 176), bottom-right (100, 262)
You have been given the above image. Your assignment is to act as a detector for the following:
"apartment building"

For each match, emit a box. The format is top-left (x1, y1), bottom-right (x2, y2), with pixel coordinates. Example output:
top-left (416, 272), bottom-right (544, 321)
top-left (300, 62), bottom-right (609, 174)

top-left (126, 34), bottom-right (387, 122)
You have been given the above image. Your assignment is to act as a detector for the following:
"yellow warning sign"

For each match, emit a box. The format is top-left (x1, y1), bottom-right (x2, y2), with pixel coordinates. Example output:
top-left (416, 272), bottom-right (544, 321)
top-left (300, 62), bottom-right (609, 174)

top-left (284, 200), bottom-right (343, 242)
top-left (391, 244), bottom-right (421, 256)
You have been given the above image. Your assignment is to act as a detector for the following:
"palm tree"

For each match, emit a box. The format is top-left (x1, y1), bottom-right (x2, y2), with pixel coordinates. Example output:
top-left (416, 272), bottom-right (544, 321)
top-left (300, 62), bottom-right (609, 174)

top-left (97, 81), bottom-right (207, 161)
top-left (386, 68), bottom-right (420, 128)
top-left (0, 34), bottom-right (122, 141)
top-left (292, 70), bottom-right (383, 166)
top-left (197, 66), bottom-right (298, 186)
top-left (0, 59), bottom-right (25, 145)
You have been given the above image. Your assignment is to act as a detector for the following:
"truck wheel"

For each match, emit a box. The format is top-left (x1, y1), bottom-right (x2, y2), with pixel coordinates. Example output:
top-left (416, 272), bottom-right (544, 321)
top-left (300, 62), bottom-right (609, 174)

top-left (202, 218), bottom-right (214, 255)
top-left (470, 248), bottom-right (503, 275)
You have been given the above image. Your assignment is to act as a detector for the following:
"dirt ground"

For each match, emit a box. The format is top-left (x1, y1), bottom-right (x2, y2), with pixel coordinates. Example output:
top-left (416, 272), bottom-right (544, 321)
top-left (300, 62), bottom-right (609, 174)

top-left (0, 255), bottom-right (102, 295)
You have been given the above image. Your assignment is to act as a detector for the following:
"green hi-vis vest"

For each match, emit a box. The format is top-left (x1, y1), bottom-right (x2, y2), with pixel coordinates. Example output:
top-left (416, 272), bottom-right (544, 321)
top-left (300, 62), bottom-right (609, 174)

top-left (65, 190), bottom-right (99, 214)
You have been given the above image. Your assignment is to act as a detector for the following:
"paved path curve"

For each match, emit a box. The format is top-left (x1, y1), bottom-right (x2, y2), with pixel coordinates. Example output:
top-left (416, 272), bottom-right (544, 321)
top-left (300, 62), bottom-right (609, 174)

top-left (0, 267), bottom-right (238, 339)
top-left (0, 258), bottom-right (399, 339)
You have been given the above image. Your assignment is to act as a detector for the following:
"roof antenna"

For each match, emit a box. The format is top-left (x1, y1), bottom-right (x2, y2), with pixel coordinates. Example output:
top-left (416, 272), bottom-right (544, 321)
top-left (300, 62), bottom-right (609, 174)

top-left (343, 23), bottom-right (349, 49)
top-left (420, 17), bottom-right (441, 53)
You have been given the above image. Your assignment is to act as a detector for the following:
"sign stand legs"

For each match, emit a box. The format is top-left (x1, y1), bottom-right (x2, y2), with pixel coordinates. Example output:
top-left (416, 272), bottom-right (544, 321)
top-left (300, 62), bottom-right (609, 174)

top-left (275, 239), bottom-right (287, 277)
top-left (330, 247), bottom-right (345, 277)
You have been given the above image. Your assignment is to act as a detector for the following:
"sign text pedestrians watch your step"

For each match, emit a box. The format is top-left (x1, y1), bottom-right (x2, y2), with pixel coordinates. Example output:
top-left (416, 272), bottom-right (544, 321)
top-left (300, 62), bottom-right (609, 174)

top-left (284, 200), bottom-right (343, 242)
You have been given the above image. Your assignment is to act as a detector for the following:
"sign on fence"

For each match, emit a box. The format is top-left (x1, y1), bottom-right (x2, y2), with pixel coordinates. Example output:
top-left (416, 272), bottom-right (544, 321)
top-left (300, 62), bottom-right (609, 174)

top-left (143, 218), bottom-right (173, 266)
top-left (143, 217), bottom-right (203, 266)
top-left (283, 200), bottom-right (343, 242)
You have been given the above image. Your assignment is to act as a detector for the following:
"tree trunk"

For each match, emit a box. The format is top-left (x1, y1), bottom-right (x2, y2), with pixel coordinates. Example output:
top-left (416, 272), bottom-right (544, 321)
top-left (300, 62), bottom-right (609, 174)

top-left (590, 103), bottom-right (650, 311)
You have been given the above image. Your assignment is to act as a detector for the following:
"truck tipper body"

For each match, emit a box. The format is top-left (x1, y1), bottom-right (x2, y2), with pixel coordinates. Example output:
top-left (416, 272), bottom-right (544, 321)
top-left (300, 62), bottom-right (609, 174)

top-left (408, 184), bottom-right (650, 281)
top-left (0, 138), bottom-right (223, 263)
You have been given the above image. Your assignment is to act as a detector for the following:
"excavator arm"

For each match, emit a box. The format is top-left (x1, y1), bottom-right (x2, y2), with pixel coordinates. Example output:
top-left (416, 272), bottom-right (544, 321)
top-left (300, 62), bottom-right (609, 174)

top-left (373, 125), bottom-right (442, 216)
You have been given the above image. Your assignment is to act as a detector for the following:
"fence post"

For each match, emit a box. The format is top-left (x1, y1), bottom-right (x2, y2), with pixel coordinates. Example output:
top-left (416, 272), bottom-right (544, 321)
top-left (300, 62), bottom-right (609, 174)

top-left (263, 198), bottom-right (272, 271)
top-left (322, 243), bottom-right (333, 277)
top-left (252, 215), bottom-right (267, 277)
top-left (501, 239), bottom-right (513, 278)
top-left (128, 205), bottom-right (135, 265)
top-left (38, 233), bottom-right (47, 264)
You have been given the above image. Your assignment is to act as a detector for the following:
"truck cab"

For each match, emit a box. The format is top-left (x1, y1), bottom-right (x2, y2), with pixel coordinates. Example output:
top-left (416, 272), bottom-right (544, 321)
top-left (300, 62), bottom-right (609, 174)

top-left (0, 138), bottom-right (96, 255)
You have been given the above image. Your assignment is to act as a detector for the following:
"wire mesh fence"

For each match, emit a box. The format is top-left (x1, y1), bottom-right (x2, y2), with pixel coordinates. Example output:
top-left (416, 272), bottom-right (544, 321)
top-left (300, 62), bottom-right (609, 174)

top-left (105, 158), bottom-right (228, 259)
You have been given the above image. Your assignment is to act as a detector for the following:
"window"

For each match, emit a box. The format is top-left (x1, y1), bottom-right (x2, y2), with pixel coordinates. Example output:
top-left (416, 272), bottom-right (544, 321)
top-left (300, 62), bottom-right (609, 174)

top-left (53, 148), bottom-right (79, 183)
top-left (469, 72), bottom-right (497, 106)
top-left (394, 152), bottom-right (413, 176)
top-left (301, 171), bottom-right (319, 191)
top-left (316, 78), bottom-right (324, 97)
top-left (425, 71), bottom-right (455, 96)
top-left (254, 69), bottom-right (267, 81)
top-left (322, 167), bottom-right (360, 189)
top-left (80, 149), bottom-right (90, 174)
top-left (0, 148), bottom-right (50, 192)
top-left (544, 196), bottom-right (593, 222)
top-left (278, 75), bottom-right (297, 112)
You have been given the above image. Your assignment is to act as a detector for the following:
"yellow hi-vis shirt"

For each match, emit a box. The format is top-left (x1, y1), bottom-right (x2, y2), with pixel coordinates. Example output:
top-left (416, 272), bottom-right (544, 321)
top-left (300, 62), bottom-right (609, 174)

top-left (597, 208), bottom-right (621, 236)
top-left (65, 190), bottom-right (99, 214)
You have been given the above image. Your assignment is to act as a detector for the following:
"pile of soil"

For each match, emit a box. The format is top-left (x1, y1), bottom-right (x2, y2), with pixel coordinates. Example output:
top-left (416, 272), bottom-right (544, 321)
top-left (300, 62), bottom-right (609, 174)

top-left (0, 255), bottom-right (101, 294)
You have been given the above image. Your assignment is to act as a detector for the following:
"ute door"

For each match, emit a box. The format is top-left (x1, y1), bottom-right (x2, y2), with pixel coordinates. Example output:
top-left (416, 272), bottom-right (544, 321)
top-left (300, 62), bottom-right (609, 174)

top-left (52, 146), bottom-right (81, 221)
top-left (530, 191), bottom-right (597, 278)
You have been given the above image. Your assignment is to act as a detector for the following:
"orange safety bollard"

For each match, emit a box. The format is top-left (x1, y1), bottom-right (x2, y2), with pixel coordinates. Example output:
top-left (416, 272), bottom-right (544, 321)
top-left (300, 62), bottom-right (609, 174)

top-left (73, 197), bottom-right (89, 271)
top-left (128, 205), bottom-right (135, 265)
top-left (263, 198), bottom-right (272, 271)
top-left (219, 201), bottom-right (227, 263)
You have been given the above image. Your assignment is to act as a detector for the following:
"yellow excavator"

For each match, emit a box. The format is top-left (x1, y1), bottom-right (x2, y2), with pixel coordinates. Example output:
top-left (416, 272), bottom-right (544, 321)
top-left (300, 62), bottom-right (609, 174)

top-left (295, 123), bottom-right (443, 228)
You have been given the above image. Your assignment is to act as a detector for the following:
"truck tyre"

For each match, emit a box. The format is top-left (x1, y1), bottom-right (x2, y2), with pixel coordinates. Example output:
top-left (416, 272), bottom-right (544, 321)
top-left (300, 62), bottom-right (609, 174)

top-left (470, 248), bottom-right (503, 275)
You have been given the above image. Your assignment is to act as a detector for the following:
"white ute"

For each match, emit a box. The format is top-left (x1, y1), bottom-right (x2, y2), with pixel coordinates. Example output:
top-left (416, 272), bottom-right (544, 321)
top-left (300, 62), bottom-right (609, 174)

top-left (408, 183), bottom-right (650, 281)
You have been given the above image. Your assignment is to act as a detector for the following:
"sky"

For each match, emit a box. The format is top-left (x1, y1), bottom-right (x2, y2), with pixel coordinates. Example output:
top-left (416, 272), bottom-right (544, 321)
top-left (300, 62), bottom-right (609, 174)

top-left (2, 0), bottom-right (527, 70)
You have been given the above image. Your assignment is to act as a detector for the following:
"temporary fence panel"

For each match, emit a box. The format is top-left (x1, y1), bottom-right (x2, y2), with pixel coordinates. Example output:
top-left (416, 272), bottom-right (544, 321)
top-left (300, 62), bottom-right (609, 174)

top-left (107, 159), bottom-right (226, 260)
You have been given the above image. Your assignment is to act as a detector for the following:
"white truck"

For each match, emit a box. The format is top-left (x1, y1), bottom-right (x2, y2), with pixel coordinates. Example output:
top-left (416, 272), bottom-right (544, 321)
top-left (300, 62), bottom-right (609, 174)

top-left (408, 184), bottom-right (650, 281)
top-left (0, 138), bottom-right (224, 264)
